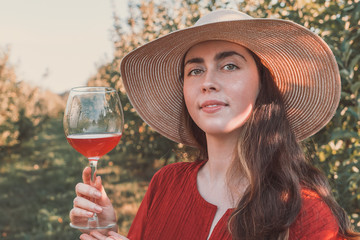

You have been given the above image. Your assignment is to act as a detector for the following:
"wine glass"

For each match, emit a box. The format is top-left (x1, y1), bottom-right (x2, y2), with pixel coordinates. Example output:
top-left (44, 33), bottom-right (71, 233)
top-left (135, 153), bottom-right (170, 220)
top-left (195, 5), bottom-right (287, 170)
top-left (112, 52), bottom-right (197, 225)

top-left (63, 86), bottom-right (124, 230)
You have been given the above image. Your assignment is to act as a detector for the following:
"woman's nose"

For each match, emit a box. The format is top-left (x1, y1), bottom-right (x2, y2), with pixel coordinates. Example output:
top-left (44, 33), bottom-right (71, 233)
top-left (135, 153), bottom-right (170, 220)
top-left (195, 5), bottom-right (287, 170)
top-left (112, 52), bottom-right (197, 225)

top-left (201, 72), bottom-right (219, 93)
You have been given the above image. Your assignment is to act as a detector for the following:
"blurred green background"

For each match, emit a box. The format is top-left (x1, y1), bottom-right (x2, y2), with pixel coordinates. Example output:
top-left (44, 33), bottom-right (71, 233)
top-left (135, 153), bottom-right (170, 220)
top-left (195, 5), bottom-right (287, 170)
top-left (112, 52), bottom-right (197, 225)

top-left (0, 0), bottom-right (359, 239)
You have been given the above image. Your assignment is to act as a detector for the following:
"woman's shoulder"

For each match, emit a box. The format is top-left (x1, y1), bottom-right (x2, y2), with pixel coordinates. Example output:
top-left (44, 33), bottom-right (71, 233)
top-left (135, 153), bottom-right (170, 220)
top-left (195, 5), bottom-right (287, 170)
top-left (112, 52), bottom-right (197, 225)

top-left (290, 188), bottom-right (342, 239)
top-left (299, 188), bottom-right (334, 216)
top-left (158, 160), bottom-right (204, 173)
top-left (151, 160), bottom-right (205, 185)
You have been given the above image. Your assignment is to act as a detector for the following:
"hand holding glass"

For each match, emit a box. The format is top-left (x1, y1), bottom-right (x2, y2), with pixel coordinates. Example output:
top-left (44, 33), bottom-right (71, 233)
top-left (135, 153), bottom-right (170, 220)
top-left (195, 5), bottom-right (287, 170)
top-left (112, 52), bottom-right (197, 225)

top-left (64, 87), bottom-right (124, 230)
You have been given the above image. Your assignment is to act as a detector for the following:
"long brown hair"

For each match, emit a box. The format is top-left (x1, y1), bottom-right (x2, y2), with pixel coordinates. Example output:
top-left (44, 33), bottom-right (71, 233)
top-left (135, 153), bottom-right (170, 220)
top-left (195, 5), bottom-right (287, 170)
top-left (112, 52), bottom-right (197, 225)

top-left (181, 50), bottom-right (359, 239)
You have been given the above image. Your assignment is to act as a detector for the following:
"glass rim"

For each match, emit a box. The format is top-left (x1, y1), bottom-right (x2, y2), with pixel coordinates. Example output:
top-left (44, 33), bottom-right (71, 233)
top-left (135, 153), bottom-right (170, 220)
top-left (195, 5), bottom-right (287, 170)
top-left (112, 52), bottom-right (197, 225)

top-left (70, 86), bottom-right (116, 93)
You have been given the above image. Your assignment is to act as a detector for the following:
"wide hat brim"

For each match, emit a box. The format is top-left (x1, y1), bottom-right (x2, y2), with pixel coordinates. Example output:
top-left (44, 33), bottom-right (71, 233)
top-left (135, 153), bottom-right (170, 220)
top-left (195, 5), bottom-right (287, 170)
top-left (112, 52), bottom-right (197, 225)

top-left (120, 10), bottom-right (340, 147)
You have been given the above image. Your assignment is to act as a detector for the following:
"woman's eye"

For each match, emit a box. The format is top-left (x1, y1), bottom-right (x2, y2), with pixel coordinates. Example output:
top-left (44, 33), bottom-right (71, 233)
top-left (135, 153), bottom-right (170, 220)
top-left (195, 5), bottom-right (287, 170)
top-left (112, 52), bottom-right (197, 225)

top-left (188, 69), bottom-right (203, 76)
top-left (223, 64), bottom-right (238, 71)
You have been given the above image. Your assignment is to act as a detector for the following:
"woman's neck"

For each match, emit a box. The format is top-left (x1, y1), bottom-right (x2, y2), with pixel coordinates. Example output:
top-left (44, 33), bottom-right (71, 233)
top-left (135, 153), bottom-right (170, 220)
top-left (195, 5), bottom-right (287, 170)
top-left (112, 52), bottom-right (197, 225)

top-left (199, 132), bottom-right (248, 204)
top-left (204, 133), bottom-right (238, 181)
top-left (197, 132), bottom-right (247, 215)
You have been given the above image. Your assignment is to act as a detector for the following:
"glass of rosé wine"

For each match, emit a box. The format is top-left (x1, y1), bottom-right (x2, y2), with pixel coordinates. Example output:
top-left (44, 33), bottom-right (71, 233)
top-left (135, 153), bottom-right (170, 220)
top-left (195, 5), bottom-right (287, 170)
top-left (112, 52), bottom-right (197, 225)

top-left (63, 86), bottom-right (124, 230)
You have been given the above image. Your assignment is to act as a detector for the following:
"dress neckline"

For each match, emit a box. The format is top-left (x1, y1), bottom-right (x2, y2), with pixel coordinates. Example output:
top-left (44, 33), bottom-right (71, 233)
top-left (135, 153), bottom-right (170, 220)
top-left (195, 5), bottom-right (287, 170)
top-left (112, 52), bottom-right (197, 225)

top-left (191, 160), bottom-right (234, 239)
top-left (191, 160), bottom-right (235, 212)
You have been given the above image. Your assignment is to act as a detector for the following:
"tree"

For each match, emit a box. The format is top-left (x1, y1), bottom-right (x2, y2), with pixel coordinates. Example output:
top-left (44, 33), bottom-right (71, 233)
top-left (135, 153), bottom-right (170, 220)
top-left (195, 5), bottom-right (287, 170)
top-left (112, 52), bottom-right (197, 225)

top-left (0, 47), bottom-right (65, 148)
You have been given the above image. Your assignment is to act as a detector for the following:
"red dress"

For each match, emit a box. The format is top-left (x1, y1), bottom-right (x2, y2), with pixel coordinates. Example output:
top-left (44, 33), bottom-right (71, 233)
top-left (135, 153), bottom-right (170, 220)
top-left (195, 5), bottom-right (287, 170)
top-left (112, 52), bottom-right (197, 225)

top-left (127, 161), bottom-right (344, 240)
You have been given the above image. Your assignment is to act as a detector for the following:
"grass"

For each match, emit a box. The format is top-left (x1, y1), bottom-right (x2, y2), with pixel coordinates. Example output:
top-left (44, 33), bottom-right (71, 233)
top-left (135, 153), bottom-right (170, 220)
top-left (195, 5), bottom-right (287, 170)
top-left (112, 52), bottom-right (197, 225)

top-left (0, 117), bottom-right (150, 239)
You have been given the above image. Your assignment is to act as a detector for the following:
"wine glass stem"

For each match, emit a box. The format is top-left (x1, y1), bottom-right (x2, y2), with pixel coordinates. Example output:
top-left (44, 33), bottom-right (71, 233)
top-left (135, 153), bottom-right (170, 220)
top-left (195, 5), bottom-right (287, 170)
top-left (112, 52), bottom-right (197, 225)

top-left (89, 158), bottom-right (99, 226)
top-left (89, 159), bottom-right (98, 184)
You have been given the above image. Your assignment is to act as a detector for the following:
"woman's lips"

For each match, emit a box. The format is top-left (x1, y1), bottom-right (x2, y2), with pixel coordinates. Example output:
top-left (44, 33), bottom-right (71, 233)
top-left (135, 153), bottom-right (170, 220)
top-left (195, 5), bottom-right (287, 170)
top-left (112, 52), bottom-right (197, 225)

top-left (200, 100), bottom-right (228, 113)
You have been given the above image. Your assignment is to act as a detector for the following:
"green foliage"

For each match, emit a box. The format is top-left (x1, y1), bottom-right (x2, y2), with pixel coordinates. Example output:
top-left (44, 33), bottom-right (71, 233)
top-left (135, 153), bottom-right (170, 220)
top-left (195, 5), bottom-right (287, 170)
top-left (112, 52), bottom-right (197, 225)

top-left (0, 117), bottom-right (148, 239)
top-left (313, 1), bottom-right (360, 228)
top-left (0, 118), bottom-right (83, 239)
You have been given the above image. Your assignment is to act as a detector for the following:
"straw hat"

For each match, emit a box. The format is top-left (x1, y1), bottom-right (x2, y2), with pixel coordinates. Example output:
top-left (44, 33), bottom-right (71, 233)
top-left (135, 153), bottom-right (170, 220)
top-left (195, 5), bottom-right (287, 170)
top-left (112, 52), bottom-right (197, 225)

top-left (120, 9), bottom-right (340, 147)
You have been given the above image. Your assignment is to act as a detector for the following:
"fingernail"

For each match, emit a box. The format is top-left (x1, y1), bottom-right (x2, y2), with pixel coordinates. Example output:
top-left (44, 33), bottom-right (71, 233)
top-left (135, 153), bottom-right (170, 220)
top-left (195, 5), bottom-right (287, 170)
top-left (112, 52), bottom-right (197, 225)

top-left (93, 191), bottom-right (101, 198)
top-left (94, 205), bottom-right (102, 212)
top-left (86, 211), bottom-right (93, 217)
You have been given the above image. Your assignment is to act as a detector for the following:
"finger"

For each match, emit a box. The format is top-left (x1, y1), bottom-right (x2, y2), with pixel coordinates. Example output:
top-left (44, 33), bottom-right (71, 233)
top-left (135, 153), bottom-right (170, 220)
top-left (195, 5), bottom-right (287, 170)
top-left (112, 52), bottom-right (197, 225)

top-left (108, 231), bottom-right (129, 240)
top-left (90, 231), bottom-right (107, 240)
top-left (80, 233), bottom-right (97, 240)
top-left (73, 196), bottom-right (103, 213)
top-left (75, 183), bottom-right (102, 199)
top-left (70, 207), bottom-right (94, 218)
top-left (83, 166), bottom-right (92, 185)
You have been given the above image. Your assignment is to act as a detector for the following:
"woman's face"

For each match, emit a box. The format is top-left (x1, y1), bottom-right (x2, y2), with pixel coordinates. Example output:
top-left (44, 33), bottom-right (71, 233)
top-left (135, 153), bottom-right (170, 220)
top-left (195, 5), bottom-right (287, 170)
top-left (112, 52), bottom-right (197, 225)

top-left (183, 40), bottom-right (260, 137)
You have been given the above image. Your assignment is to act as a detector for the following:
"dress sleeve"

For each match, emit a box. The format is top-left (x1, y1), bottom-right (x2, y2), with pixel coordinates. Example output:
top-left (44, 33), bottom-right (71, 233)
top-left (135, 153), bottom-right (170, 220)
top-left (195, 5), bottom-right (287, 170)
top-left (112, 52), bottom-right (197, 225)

top-left (289, 189), bottom-right (344, 240)
top-left (126, 170), bottom-right (161, 240)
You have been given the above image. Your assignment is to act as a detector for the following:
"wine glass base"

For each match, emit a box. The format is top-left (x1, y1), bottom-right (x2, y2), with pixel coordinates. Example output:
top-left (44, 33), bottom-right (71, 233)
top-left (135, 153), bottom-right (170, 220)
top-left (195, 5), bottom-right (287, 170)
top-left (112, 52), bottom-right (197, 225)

top-left (70, 222), bottom-right (116, 230)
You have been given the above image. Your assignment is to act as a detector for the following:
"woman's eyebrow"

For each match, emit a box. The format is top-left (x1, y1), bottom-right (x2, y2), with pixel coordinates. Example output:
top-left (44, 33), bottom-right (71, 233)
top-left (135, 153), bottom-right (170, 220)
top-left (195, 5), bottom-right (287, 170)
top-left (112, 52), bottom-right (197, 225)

top-left (184, 57), bottom-right (204, 67)
top-left (215, 51), bottom-right (247, 62)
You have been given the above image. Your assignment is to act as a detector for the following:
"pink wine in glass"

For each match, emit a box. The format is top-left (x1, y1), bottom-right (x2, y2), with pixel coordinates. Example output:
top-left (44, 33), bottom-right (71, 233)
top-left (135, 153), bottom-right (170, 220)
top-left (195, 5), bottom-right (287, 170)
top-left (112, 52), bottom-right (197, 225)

top-left (64, 87), bottom-right (124, 229)
top-left (66, 133), bottom-right (122, 159)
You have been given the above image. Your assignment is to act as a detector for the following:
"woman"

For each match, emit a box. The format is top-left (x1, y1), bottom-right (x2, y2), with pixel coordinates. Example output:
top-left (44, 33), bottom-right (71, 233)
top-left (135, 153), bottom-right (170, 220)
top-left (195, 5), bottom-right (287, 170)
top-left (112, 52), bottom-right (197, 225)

top-left (71, 9), bottom-right (359, 240)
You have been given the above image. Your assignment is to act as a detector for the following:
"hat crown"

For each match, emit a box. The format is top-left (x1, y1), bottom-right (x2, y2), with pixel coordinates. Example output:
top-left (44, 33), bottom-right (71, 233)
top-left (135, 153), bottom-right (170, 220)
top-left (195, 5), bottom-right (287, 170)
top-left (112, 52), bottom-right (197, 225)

top-left (195, 9), bottom-right (253, 26)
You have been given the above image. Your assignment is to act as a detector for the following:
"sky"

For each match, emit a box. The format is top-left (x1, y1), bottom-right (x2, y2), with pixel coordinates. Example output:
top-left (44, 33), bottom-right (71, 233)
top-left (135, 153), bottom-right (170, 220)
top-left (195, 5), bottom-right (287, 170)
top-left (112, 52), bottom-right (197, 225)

top-left (0, 0), bottom-right (128, 94)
